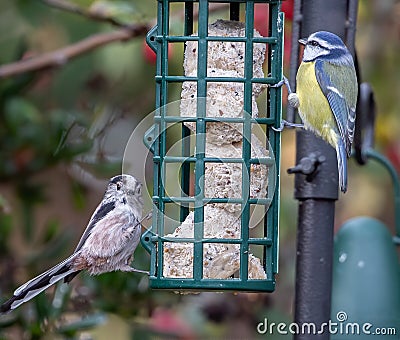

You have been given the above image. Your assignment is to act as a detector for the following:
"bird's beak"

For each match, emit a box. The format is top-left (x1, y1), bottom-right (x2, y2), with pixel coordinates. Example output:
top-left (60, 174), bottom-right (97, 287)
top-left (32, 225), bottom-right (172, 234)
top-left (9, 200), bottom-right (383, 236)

top-left (299, 38), bottom-right (307, 45)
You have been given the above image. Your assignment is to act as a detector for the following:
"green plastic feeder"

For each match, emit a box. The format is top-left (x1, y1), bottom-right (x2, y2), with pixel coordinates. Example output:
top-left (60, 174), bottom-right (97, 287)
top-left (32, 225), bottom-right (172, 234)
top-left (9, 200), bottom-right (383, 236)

top-left (141, 0), bottom-right (283, 292)
top-left (331, 150), bottom-right (400, 338)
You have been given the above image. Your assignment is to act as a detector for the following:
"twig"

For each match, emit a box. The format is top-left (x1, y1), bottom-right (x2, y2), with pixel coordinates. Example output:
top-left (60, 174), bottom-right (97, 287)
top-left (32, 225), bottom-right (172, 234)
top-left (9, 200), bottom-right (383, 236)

top-left (42, 0), bottom-right (136, 29)
top-left (42, 0), bottom-right (228, 29)
top-left (0, 26), bottom-right (148, 79)
top-left (0, 2), bottom-right (229, 79)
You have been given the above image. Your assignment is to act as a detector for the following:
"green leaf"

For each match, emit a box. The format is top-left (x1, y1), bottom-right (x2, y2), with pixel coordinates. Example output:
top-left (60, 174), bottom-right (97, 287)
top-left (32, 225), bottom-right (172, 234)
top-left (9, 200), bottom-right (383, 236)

top-left (57, 313), bottom-right (107, 336)
top-left (42, 219), bottom-right (60, 244)
top-left (0, 214), bottom-right (13, 252)
top-left (49, 283), bottom-right (72, 320)
top-left (4, 97), bottom-right (41, 135)
top-left (71, 180), bottom-right (87, 210)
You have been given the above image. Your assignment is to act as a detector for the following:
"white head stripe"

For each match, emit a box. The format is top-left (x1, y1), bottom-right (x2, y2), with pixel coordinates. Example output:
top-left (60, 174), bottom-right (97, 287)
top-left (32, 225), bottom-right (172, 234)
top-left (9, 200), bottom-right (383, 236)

top-left (309, 36), bottom-right (347, 51)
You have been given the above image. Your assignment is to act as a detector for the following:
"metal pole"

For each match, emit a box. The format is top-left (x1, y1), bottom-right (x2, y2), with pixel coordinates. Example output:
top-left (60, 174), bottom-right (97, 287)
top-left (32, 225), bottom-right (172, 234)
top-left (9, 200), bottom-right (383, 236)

top-left (293, 133), bottom-right (337, 340)
top-left (292, 1), bottom-right (353, 339)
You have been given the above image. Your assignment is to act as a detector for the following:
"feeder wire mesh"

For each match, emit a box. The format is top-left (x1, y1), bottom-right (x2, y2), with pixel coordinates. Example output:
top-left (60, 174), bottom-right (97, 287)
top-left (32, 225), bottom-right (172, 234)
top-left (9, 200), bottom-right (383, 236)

top-left (142, 0), bottom-right (283, 292)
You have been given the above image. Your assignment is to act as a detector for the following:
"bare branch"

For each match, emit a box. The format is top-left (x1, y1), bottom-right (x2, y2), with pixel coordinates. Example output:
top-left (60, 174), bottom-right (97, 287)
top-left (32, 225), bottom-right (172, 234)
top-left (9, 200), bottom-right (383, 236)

top-left (0, 2), bottom-right (229, 79)
top-left (42, 0), bottom-right (136, 29)
top-left (0, 26), bottom-right (148, 79)
top-left (42, 0), bottom-right (228, 29)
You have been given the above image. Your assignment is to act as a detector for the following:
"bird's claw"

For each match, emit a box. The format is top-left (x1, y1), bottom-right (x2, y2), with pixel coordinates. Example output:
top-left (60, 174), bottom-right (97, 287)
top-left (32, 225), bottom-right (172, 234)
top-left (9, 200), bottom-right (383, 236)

top-left (130, 267), bottom-right (150, 275)
top-left (270, 79), bottom-right (285, 88)
top-left (143, 211), bottom-right (152, 220)
top-left (272, 120), bottom-right (304, 132)
top-left (269, 75), bottom-right (292, 94)
top-left (271, 120), bottom-right (285, 132)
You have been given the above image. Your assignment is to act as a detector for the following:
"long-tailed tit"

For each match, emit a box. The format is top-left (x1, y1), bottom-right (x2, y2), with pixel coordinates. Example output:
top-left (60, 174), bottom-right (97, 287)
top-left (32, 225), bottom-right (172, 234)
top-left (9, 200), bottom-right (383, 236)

top-left (1, 174), bottom-right (148, 314)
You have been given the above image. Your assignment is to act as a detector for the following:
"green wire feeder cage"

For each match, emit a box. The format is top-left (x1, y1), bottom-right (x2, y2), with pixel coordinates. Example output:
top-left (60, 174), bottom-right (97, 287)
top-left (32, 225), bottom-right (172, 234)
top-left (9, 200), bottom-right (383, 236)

top-left (142, 0), bottom-right (283, 292)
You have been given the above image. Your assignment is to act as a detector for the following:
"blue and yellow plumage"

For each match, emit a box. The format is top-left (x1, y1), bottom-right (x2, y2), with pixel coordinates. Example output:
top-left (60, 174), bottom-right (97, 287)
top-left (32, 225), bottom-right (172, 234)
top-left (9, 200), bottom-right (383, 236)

top-left (292, 31), bottom-right (358, 193)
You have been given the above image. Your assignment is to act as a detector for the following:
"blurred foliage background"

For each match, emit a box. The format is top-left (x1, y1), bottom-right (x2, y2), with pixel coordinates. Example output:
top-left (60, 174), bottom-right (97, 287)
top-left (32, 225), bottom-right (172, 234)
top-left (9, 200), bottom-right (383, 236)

top-left (0, 0), bottom-right (399, 339)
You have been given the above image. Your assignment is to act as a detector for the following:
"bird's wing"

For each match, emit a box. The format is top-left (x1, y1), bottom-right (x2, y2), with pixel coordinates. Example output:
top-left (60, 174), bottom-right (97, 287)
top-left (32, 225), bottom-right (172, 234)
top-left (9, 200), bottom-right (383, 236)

top-left (315, 60), bottom-right (357, 156)
top-left (77, 204), bottom-right (141, 258)
top-left (73, 200), bottom-right (116, 253)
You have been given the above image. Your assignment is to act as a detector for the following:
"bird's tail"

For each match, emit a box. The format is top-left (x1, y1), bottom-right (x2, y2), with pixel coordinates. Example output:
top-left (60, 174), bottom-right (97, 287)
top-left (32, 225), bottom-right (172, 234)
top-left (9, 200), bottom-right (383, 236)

top-left (1, 254), bottom-right (79, 314)
top-left (336, 138), bottom-right (348, 193)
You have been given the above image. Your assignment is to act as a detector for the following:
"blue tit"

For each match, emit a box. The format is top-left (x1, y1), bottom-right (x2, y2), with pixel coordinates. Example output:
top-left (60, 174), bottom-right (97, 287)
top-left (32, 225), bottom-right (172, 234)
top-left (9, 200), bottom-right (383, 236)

top-left (293, 31), bottom-right (358, 193)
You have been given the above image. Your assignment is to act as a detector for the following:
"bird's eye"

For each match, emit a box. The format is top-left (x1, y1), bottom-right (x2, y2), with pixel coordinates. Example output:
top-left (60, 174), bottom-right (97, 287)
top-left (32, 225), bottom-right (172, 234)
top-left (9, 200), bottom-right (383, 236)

top-left (116, 182), bottom-right (122, 190)
top-left (309, 40), bottom-right (319, 47)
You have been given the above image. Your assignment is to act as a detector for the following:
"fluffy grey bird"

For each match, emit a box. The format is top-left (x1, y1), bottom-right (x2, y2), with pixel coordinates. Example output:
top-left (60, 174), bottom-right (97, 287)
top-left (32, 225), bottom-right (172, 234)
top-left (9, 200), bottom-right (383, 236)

top-left (1, 174), bottom-right (147, 314)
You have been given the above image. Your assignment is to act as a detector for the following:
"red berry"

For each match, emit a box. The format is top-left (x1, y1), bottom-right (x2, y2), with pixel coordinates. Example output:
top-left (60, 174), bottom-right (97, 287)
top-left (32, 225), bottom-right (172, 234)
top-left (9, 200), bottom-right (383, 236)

top-left (143, 39), bottom-right (157, 65)
top-left (281, 0), bottom-right (294, 21)
top-left (254, 4), bottom-right (269, 37)
top-left (142, 39), bottom-right (174, 65)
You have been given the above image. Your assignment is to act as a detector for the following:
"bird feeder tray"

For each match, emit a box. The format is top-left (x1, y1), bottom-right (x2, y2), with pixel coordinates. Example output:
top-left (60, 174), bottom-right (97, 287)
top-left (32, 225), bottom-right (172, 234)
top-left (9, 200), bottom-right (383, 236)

top-left (142, 0), bottom-right (283, 292)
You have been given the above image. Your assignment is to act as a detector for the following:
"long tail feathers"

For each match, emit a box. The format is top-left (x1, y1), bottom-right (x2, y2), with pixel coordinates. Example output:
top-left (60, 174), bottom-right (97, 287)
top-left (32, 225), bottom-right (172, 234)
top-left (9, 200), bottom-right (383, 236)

top-left (336, 138), bottom-right (348, 193)
top-left (1, 255), bottom-right (79, 314)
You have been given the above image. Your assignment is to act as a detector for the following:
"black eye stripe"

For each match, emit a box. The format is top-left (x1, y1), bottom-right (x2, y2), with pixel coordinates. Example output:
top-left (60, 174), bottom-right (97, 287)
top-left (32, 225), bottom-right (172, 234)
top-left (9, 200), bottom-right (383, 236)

top-left (116, 182), bottom-right (122, 190)
top-left (307, 40), bottom-right (330, 50)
